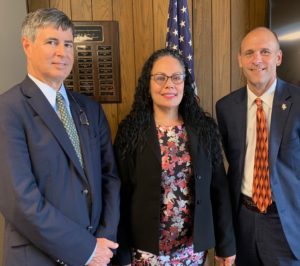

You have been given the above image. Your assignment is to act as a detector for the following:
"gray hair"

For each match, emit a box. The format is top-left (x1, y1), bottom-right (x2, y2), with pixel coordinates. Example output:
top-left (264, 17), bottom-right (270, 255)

top-left (21, 8), bottom-right (74, 41)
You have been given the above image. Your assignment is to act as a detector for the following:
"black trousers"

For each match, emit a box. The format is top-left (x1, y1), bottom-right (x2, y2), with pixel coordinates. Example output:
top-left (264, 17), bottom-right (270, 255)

top-left (235, 202), bottom-right (300, 266)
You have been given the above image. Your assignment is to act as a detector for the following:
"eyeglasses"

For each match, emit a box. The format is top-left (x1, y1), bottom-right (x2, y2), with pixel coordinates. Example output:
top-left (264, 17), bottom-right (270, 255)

top-left (150, 73), bottom-right (185, 86)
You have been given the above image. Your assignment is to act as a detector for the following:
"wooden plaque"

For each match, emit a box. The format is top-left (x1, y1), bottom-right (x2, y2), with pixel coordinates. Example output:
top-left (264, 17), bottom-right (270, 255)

top-left (65, 21), bottom-right (121, 103)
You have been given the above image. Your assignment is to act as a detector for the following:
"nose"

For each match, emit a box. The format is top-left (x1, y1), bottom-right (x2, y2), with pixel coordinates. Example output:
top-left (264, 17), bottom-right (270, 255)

top-left (56, 44), bottom-right (65, 56)
top-left (252, 51), bottom-right (262, 64)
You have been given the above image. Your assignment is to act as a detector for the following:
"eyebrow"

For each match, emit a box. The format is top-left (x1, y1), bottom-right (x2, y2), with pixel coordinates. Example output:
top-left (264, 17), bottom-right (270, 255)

top-left (242, 47), bottom-right (272, 53)
top-left (45, 37), bottom-right (73, 43)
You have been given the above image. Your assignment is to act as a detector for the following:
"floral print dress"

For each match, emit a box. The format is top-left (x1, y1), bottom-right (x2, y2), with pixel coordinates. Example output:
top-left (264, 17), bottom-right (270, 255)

top-left (132, 124), bottom-right (206, 266)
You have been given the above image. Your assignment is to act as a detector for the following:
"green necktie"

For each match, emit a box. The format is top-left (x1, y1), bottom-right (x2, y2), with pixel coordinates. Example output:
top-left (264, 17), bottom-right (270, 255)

top-left (56, 92), bottom-right (83, 167)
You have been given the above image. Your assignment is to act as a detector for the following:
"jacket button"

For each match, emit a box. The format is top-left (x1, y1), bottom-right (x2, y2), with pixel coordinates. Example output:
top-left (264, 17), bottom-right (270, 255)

top-left (87, 225), bottom-right (93, 232)
top-left (197, 175), bottom-right (202, 180)
top-left (82, 188), bottom-right (89, 195)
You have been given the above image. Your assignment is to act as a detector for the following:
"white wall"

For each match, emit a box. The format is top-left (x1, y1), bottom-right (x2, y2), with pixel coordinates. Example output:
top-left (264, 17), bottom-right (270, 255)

top-left (0, 0), bottom-right (27, 94)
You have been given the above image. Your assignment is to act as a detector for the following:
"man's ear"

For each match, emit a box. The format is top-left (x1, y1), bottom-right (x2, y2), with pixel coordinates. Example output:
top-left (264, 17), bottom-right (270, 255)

top-left (22, 37), bottom-right (32, 57)
top-left (238, 53), bottom-right (242, 68)
top-left (276, 49), bottom-right (283, 66)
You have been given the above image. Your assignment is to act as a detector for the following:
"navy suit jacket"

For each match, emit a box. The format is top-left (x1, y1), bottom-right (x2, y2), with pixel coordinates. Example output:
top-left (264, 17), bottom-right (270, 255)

top-left (216, 79), bottom-right (300, 259)
top-left (0, 76), bottom-right (120, 266)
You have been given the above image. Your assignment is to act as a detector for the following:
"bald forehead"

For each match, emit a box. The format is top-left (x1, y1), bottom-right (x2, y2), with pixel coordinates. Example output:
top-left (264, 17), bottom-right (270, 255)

top-left (240, 27), bottom-right (280, 52)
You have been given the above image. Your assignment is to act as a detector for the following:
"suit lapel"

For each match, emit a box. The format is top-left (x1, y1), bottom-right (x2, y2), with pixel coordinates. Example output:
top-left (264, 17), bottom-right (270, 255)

top-left (269, 79), bottom-right (292, 171)
top-left (68, 92), bottom-right (92, 186)
top-left (185, 125), bottom-right (202, 174)
top-left (143, 119), bottom-right (161, 164)
top-left (234, 88), bottom-right (248, 178)
top-left (236, 88), bottom-right (247, 146)
top-left (226, 88), bottom-right (248, 207)
top-left (21, 77), bottom-right (86, 180)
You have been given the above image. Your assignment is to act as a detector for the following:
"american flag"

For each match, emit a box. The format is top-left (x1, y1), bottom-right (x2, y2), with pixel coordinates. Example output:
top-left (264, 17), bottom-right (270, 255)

top-left (166, 0), bottom-right (195, 82)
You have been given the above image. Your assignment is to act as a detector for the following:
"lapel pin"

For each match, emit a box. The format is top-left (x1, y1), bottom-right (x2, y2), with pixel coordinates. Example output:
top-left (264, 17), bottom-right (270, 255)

top-left (281, 103), bottom-right (287, 110)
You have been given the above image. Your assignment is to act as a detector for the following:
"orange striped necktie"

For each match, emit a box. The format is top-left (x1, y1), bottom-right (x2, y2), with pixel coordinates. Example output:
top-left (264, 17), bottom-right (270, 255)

top-left (252, 98), bottom-right (272, 213)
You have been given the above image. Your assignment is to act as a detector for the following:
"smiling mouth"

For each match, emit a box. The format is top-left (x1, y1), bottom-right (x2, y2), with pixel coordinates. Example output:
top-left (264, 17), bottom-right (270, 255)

top-left (250, 67), bottom-right (266, 72)
top-left (53, 63), bottom-right (69, 68)
top-left (162, 93), bottom-right (177, 97)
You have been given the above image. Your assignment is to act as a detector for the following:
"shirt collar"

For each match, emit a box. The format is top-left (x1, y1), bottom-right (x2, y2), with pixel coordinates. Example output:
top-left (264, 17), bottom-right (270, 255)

top-left (28, 74), bottom-right (69, 109)
top-left (247, 79), bottom-right (277, 109)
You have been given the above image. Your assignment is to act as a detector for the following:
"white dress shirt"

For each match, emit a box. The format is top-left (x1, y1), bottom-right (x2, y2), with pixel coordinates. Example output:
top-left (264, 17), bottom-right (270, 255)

top-left (28, 74), bottom-right (71, 116)
top-left (241, 79), bottom-right (277, 197)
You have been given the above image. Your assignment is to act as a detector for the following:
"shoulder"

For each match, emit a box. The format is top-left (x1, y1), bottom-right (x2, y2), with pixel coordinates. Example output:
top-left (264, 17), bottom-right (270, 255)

top-left (1, 80), bottom-right (24, 101)
top-left (68, 91), bottom-right (110, 131)
top-left (185, 114), bottom-right (219, 139)
top-left (216, 86), bottom-right (246, 109)
top-left (70, 91), bottom-right (100, 109)
top-left (277, 79), bottom-right (300, 94)
top-left (216, 87), bottom-right (246, 104)
top-left (0, 80), bottom-right (29, 113)
top-left (69, 91), bottom-right (107, 120)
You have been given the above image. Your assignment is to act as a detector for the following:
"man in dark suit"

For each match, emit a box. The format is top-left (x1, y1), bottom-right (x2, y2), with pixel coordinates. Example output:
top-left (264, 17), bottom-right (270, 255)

top-left (216, 27), bottom-right (300, 266)
top-left (0, 8), bottom-right (120, 266)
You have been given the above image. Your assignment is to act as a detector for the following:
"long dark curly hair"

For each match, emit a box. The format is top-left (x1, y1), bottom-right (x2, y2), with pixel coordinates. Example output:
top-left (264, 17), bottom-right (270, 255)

top-left (115, 48), bottom-right (223, 167)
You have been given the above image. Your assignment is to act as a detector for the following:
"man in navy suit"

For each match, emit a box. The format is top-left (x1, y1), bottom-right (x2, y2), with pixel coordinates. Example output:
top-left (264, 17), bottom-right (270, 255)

top-left (216, 27), bottom-right (300, 266)
top-left (0, 8), bottom-right (120, 266)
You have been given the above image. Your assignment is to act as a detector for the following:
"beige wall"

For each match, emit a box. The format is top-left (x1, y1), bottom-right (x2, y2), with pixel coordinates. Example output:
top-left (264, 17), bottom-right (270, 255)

top-left (0, 215), bottom-right (3, 265)
top-left (0, 0), bottom-right (27, 94)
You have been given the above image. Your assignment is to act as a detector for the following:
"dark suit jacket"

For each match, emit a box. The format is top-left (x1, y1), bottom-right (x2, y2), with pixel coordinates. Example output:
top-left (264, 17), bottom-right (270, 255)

top-left (0, 76), bottom-right (120, 266)
top-left (216, 79), bottom-right (300, 259)
top-left (114, 119), bottom-right (235, 265)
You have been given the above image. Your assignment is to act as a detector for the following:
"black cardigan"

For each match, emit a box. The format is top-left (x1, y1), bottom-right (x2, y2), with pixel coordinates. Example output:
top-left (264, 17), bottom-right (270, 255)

top-left (114, 120), bottom-right (235, 265)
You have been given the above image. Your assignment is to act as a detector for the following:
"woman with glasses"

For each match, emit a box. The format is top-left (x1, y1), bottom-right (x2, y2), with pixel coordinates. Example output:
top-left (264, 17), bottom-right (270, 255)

top-left (113, 48), bottom-right (236, 266)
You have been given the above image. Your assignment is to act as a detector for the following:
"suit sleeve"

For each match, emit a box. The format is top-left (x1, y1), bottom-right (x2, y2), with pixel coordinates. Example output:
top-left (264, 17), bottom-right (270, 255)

top-left (210, 119), bottom-right (236, 257)
top-left (211, 161), bottom-right (236, 256)
top-left (215, 100), bottom-right (229, 159)
top-left (0, 98), bottom-right (96, 265)
top-left (94, 105), bottom-right (121, 242)
top-left (111, 133), bottom-right (133, 265)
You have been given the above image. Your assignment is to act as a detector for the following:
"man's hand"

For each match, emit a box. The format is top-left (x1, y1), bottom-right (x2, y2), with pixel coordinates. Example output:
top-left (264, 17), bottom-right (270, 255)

top-left (88, 238), bottom-right (119, 266)
top-left (215, 255), bottom-right (236, 266)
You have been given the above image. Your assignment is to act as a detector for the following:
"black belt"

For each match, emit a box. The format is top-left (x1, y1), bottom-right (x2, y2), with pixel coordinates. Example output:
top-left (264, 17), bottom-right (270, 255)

top-left (240, 194), bottom-right (278, 214)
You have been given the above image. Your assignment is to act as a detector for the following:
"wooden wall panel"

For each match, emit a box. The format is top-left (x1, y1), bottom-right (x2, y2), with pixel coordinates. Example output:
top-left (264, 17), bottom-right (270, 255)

top-left (230, 0), bottom-right (249, 91)
top-left (71, 0), bottom-right (92, 20)
top-left (91, 0), bottom-right (118, 138)
top-left (27, 0), bottom-right (49, 11)
top-left (212, 0), bottom-right (231, 116)
top-left (193, 0), bottom-right (212, 113)
top-left (132, 0), bottom-right (154, 79)
top-left (153, 1), bottom-right (169, 50)
top-left (249, 0), bottom-right (268, 29)
top-left (92, 0), bottom-right (112, 20)
top-left (113, 0), bottom-right (136, 124)
top-left (50, 0), bottom-right (71, 17)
